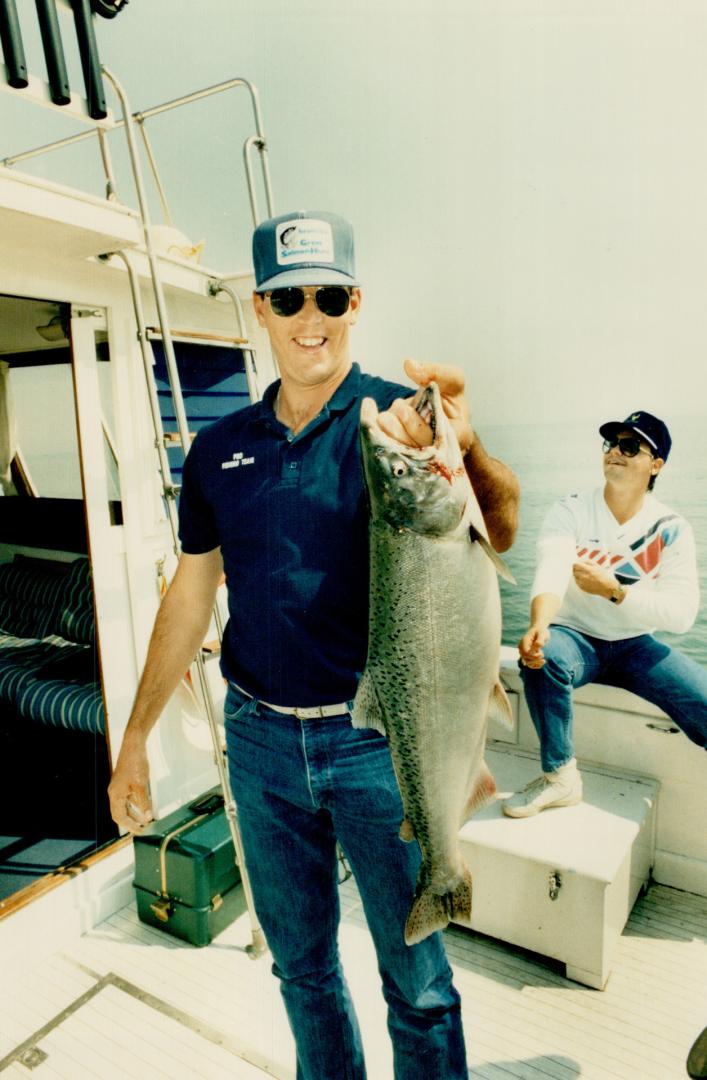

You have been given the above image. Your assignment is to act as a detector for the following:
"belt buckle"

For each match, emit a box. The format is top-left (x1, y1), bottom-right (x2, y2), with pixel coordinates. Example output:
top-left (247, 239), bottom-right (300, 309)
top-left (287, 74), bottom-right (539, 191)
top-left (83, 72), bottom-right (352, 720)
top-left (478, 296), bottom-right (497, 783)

top-left (294, 705), bottom-right (324, 720)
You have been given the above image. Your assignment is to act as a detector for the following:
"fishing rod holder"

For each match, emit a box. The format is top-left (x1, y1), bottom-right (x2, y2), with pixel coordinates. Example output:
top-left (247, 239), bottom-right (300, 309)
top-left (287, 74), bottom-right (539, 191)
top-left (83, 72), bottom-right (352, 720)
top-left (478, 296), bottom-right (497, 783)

top-left (1, 0), bottom-right (125, 119)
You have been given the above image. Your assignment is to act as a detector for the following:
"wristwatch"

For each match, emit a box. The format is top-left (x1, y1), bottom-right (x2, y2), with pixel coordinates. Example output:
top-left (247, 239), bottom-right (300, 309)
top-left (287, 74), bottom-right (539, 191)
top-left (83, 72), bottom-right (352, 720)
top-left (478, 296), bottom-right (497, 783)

top-left (609, 583), bottom-right (626, 604)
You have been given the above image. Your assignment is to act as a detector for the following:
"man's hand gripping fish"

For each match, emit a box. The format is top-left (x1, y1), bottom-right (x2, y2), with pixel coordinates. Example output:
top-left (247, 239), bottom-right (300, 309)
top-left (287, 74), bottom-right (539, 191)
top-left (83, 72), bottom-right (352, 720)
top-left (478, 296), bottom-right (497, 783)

top-left (354, 381), bottom-right (514, 945)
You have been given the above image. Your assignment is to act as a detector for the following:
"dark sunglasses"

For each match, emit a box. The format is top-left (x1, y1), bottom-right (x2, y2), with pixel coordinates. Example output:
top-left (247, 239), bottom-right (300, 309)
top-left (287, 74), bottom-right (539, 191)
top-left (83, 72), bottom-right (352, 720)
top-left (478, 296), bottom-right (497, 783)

top-left (602, 435), bottom-right (654, 459)
top-left (264, 286), bottom-right (352, 318)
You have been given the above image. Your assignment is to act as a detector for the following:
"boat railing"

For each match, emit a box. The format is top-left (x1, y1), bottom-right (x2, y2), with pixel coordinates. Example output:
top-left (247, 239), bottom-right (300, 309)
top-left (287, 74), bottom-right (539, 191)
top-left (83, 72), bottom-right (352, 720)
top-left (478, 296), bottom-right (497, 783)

top-left (2, 75), bottom-right (275, 227)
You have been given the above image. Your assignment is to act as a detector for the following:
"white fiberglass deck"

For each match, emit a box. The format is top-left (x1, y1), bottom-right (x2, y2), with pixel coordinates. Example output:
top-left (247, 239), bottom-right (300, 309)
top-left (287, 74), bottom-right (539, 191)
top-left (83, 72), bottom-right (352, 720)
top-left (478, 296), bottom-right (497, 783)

top-left (0, 877), bottom-right (705, 1079)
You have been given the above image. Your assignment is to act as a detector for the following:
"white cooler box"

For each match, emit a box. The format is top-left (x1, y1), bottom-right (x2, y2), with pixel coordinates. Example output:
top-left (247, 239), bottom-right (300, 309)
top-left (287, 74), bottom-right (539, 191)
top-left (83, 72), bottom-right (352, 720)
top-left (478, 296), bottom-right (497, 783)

top-left (458, 746), bottom-right (659, 989)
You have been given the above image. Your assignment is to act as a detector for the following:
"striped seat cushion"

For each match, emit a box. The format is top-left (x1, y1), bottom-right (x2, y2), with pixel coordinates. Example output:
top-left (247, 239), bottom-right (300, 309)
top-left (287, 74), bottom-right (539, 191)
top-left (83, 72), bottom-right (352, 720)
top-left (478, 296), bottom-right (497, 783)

top-left (53, 558), bottom-right (95, 646)
top-left (0, 559), bottom-right (103, 734)
top-left (0, 636), bottom-right (82, 687)
top-left (0, 636), bottom-right (104, 735)
top-left (0, 560), bottom-right (68, 639)
top-left (0, 638), bottom-right (56, 701)
top-left (13, 674), bottom-right (105, 736)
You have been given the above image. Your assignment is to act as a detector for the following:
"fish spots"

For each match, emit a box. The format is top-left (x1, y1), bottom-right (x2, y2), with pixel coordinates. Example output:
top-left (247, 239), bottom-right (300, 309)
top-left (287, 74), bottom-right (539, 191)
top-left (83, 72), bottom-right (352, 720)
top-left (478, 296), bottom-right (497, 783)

top-left (404, 867), bottom-right (473, 945)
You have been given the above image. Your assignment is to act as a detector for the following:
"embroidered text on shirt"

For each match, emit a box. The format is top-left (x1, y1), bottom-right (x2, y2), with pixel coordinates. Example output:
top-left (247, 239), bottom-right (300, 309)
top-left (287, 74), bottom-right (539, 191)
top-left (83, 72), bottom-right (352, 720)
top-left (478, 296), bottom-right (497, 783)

top-left (221, 451), bottom-right (255, 470)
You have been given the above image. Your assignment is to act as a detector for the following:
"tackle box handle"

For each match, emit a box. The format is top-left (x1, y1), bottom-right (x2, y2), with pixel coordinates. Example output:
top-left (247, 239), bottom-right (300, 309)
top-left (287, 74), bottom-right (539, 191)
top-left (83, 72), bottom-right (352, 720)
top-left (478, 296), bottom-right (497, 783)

top-left (151, 789), bottom-right (226, 923)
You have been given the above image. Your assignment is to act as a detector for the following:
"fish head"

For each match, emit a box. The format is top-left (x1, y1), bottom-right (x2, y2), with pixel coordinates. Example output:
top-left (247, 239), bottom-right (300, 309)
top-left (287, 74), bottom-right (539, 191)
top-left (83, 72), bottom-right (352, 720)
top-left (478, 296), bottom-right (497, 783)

top-left (359, 381), bottom-right (471, 537)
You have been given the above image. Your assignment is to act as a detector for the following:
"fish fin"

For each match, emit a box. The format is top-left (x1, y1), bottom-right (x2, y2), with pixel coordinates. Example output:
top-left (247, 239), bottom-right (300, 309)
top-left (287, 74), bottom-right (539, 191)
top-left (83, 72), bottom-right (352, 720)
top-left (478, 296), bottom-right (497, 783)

top-left (351, 669), bottom-right (387, 736)
top-left (469, 524), bottom-right (516, 584)
top-left (461, 759), bottom-right (497, 822)
top-left (404, 867), bottom-right (473, 945)
top-left (488, 680), bottom-right (515, 730)
top-left (399, 818), bottom-right (416, 842)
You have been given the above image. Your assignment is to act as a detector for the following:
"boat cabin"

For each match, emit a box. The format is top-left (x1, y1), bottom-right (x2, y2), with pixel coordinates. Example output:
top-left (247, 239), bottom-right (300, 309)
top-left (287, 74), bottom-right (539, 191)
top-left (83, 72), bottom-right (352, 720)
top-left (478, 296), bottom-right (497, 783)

top-left (0, 4), bottom-right (277, 935)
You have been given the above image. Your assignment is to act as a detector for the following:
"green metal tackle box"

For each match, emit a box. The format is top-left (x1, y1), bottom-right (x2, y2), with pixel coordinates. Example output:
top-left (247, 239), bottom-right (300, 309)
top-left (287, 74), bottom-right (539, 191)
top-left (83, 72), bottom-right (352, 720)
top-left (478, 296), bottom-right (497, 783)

top-left (133, 788), bottom-right (242, 946)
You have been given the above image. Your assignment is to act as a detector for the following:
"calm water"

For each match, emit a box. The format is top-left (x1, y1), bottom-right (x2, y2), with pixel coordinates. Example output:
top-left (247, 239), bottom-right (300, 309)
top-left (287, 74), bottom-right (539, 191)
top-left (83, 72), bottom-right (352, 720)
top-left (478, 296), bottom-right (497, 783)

top-left (479, 416), bottom-right (707, 668)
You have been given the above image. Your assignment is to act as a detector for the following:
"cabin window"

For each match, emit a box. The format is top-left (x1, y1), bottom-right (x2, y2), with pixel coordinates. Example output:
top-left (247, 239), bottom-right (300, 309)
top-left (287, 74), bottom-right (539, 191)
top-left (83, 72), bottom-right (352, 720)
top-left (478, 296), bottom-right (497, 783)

top-left (0, 301), bottom-right (122, 530)
top-left (7, 349), bottom-right (82, 498)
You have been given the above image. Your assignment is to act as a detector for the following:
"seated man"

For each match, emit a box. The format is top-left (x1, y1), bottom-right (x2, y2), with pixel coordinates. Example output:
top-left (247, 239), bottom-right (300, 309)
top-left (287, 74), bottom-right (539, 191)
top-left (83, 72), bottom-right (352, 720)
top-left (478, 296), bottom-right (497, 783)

top-left (503, 410), bottom-right (707, 818)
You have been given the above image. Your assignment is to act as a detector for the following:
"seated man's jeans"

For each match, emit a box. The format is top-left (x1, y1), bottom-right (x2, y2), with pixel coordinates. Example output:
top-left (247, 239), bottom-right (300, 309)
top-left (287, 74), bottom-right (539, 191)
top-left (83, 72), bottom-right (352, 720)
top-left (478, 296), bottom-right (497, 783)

top-left (224, 683), bottom-right (468, 1080)
top-left (520, 626), bottom-right (707, 773)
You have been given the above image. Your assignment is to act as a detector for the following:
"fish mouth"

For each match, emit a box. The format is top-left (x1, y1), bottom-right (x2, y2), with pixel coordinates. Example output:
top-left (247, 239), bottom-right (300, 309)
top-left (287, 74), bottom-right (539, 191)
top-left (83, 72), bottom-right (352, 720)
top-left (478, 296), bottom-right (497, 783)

top-left (360, 383), bottom-right (443, 460)
top-left (413, 384), bottom-right (437, 440)
top-left (360, 381), bottom-right (469, 533)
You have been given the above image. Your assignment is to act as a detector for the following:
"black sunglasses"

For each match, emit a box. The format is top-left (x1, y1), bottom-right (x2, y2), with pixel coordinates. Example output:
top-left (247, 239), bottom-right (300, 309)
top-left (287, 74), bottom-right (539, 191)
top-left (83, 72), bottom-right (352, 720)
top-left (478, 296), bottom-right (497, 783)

top-left (602, 435), bottom-right (654, 459)
top-left (264, 286), bottom-right (352, 318)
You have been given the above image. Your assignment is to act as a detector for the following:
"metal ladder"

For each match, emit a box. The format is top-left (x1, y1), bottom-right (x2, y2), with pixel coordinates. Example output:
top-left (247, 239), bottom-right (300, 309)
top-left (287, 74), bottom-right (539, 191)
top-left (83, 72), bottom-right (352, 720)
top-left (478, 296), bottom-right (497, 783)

top-left (103, 68), bottom-right (270, 957)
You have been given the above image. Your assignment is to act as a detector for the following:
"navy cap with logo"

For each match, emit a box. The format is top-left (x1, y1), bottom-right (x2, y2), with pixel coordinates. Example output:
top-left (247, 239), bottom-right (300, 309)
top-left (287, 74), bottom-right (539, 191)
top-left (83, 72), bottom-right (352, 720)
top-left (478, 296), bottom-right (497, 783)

top-left (252, 210), bottom-right (360, 293)
top-left (599, 410), bottom-right (672, 461)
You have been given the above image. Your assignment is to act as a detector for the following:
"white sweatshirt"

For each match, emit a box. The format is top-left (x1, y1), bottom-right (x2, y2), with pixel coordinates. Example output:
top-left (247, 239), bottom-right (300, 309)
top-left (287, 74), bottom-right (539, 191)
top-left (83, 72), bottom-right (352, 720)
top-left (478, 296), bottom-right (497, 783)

top-left (531, 488), bottom-right (699, 640)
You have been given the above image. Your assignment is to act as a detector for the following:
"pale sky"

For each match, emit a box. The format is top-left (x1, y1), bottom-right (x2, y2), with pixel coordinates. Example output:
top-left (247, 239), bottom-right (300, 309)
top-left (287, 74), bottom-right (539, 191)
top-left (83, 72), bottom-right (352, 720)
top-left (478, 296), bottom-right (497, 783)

top-left (5, 0), bottom-right (707, 426)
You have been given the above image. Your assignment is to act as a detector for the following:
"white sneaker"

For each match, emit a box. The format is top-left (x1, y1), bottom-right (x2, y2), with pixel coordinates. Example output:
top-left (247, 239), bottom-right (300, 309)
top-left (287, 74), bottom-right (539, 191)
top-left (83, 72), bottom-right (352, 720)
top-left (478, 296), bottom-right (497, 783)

top-left (502, 759), bottom-right (583, 818)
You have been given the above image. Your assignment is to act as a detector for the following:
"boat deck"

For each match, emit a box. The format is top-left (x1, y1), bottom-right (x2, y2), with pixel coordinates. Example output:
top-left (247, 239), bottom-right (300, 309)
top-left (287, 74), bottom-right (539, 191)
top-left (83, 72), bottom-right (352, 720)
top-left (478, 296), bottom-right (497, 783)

top-left (1, 877), bottom-right (705, 1079)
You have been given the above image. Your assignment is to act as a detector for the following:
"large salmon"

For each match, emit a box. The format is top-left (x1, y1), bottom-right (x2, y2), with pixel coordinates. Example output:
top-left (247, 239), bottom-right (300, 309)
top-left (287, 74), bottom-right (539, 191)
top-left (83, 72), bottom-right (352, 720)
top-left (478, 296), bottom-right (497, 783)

top-left (353, 381), bottom-right (513, 945)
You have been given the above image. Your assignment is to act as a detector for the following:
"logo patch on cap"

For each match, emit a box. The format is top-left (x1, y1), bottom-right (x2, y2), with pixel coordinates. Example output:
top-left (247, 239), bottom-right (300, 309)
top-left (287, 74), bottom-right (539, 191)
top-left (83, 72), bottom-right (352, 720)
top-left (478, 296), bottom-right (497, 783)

top-left (276, 218), bottom-right (334, 266)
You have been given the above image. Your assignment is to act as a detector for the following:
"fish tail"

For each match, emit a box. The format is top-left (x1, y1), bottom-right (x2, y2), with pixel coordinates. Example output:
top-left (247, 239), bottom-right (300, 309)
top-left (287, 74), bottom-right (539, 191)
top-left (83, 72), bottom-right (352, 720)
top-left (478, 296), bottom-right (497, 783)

top-left (404, 867), bottom-right (473, 946)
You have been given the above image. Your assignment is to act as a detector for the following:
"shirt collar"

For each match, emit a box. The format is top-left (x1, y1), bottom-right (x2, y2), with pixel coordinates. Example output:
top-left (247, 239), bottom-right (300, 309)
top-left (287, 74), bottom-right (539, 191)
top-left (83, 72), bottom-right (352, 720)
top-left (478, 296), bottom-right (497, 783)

top-left (250, 381), bottom-right (279, 430)
top-left (324, 363), bottom-right (362, 415)
top-left (254, 363), bottom-right (362, 427)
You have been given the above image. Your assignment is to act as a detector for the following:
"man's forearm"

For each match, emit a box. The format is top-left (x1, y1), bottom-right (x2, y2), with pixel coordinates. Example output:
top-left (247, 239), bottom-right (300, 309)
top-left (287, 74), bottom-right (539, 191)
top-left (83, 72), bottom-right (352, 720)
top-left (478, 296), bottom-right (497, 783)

top-left (124, 600), bottom-right (208, 742)
top-left (465, 436), bottom-right (520, 552)
top-left (122, 552), bottom-right (222, 748)
top-left (530, 592), bottom-right (562, 631)
top-left (109, 551), bottom-right (222, 832)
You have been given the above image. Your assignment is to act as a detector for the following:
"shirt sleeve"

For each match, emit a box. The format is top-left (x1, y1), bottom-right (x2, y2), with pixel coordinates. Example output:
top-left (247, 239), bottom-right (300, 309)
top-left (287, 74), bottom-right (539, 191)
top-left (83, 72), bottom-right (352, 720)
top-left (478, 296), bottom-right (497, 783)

top-left (531, 497), bottom-right (578, 601)
top-left (619, 519), bottom-right (700, 634)
top-left (178, 436), bottom-right (220, 554)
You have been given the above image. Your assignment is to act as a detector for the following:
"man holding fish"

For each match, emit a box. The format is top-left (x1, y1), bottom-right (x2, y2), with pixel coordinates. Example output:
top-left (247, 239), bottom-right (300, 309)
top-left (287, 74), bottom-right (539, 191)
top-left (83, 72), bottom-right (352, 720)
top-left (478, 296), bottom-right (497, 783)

top-left (109, 210), bottom-right (519, 1080)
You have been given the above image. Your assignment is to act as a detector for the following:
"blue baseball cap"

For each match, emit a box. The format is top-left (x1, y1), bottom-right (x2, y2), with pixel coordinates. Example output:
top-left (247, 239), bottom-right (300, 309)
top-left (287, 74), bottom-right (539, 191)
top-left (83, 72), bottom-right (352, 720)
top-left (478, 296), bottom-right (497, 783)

top-left (599, 410), bottom-right (672, 461)
top-left (252, 210), bottom-right (359, 292)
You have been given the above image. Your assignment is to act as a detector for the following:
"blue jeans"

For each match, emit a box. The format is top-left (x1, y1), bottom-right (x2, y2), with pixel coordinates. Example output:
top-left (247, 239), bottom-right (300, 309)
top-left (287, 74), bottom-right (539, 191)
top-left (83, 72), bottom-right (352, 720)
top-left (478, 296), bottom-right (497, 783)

top-left (520, 626), bottom-right (707, 773)
top-left (223, 683), bottom-right (467, 1080)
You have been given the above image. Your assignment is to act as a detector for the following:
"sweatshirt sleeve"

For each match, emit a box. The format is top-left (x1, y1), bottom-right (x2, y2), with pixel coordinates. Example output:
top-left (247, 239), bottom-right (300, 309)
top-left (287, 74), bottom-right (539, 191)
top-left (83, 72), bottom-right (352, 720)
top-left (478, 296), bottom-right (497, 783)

top-left (619, 519), bottom-right (700, 634)
top-left (530, 497), bottom-right (578, 601)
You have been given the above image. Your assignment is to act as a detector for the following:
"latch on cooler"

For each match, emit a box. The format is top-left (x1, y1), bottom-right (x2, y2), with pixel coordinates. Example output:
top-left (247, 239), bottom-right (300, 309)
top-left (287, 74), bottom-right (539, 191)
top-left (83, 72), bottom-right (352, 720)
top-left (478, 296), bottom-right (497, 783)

top-left (150, 895), bottom-right (174, 922)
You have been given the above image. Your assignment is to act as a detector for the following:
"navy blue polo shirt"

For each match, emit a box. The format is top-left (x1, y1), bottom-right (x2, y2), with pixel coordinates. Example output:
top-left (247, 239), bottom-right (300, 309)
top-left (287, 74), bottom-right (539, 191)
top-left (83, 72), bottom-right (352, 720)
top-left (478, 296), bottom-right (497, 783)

top-left (178, 362), bottom-right (408, 706)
